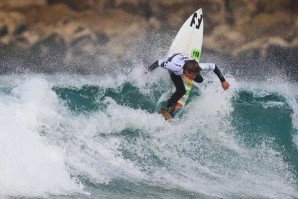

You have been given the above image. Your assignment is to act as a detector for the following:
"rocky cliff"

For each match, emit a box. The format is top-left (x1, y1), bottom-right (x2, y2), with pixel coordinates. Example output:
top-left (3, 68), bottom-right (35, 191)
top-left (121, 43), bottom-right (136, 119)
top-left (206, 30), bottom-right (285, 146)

top-left (0, 0), bottom-right (297, 79)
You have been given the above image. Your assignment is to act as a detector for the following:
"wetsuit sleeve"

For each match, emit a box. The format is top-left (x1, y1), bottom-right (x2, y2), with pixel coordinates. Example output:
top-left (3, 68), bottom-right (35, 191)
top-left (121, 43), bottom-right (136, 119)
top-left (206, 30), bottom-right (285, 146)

top-left (148, 60), bottom-right (159, 71)
top-left (148, 60), bottom-right (180, 73)
top-left (213, 65), bottom-right (226, 82)
top-left (159, 60), bottom-right (181, 73)
top-left (148, 61), bottom-right (159, 71)
top-left (199, 63), bottom-right (226, 82)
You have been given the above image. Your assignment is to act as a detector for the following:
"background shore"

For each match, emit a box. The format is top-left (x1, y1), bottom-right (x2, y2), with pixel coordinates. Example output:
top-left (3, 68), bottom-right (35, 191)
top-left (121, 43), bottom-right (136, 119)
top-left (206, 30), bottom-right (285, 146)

top-left (0, 0), bottom-right (297, 79)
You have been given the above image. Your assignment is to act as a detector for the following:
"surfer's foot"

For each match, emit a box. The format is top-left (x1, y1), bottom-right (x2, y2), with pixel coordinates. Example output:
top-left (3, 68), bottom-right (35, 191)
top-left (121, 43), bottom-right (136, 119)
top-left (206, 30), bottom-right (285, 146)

top-left (160, 106), bottom-right (174, 117)
top-left (159, 109), bottom-right (173, 120)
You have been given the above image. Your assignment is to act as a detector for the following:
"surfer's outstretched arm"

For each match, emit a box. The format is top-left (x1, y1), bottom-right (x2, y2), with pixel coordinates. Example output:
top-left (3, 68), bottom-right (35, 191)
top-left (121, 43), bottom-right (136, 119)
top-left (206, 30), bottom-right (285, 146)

top-left (148, 61), bottom-right (159, 71)
top-left (148, 59), bottom-right (182, 74)
top-left (213, 65), bottom-right (230, 90)
top-left (213, 65), bottom-right (225, 82)
top-left (199, 63), bottom-right (230, 90)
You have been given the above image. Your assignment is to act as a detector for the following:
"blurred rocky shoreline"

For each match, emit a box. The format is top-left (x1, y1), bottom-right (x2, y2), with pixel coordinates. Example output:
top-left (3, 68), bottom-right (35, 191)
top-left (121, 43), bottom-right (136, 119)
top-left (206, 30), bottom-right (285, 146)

top-left (0, 0), bottom-right (297, 79)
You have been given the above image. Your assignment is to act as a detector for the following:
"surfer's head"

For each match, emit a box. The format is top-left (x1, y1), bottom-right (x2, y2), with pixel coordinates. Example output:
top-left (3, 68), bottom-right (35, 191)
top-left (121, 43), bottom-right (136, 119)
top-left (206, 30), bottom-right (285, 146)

top-left (183, 60), bottom-right (201, 79)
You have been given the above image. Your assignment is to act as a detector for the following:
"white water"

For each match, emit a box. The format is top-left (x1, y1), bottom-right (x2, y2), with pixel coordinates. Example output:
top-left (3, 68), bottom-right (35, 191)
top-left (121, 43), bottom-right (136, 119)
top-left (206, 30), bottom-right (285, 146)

top-left (0, 71), bottom-right (297, 198)
top-left (0, 77), bottom-right (85, 197)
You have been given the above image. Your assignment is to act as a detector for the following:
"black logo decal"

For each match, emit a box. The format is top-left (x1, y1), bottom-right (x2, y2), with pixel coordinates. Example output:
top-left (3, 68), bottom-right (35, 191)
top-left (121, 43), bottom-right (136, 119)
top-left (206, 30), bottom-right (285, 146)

top-left (190, 13), bottom-right (203, 29)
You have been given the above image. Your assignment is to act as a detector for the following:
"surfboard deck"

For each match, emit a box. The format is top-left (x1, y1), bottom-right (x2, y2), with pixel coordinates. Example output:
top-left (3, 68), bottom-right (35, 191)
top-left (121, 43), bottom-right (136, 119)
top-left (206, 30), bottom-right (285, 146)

top-left (159, 8), bottom-right (203, 120)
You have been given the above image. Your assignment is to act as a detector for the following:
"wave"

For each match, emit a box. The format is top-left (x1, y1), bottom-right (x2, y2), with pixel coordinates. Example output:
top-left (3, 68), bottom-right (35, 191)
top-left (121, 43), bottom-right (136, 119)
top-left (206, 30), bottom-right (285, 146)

top-left (0, 68), bottom-right (298, 198)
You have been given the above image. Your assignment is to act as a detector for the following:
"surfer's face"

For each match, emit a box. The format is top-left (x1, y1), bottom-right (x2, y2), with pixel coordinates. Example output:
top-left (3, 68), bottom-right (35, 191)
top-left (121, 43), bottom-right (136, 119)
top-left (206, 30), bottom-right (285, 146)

top-left (184, 70), bottom-right (198, 80)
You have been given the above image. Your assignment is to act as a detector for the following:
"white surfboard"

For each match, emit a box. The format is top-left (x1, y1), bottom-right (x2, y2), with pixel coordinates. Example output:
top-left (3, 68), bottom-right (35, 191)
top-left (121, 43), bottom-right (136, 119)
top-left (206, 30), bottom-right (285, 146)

top-left (159, 8), bottom-right (204, 119)
top-left (168, 8), bottom-right (204, 60)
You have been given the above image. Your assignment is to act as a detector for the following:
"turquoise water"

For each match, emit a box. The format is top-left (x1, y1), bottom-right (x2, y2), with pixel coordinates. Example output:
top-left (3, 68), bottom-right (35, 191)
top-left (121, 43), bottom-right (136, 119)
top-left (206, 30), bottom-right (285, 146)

top-left (0, 69), bottom-right (298, 199)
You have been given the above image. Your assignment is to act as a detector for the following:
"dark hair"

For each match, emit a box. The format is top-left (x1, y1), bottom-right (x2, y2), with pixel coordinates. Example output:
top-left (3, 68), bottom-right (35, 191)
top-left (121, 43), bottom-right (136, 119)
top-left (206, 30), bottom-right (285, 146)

top-left (183, 60), bottom-right (201, 73)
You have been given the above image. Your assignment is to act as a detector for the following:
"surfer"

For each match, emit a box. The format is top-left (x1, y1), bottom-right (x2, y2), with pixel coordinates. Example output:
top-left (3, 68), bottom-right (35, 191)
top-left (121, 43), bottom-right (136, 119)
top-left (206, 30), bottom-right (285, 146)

top-left (148, 53), bottom-right (230, 115)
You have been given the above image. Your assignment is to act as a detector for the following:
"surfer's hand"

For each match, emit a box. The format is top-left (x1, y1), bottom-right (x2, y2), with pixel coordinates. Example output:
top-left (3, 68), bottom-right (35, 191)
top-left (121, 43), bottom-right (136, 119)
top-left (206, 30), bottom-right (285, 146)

top-left (222, 80), bottom-right (230, 90)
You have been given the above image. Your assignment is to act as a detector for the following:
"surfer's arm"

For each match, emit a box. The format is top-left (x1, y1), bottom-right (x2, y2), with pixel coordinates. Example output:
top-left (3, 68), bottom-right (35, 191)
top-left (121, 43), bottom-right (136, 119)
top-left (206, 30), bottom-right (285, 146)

top-left (213, 65), bottom-right (230, 90)
top-left (213, 65), bottom-right (225, 83)
top-left (148, 61), bottom-right (159, 71)
top-left (200, 63), bottom-right (229, 90)
top-left (148, 60), bottom-right (168, 71)
top-left (159, 60), bottom-right (181, 73)
top-left (199, 63), bottom-right (225, 82)
top-left (148, 60), bottom-right (181, 74)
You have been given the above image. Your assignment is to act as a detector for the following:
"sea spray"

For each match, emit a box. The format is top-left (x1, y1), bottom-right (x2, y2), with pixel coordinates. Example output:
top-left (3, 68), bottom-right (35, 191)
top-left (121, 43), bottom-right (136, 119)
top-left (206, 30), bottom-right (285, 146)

top-left (0, 77), bottom-right (85, 197)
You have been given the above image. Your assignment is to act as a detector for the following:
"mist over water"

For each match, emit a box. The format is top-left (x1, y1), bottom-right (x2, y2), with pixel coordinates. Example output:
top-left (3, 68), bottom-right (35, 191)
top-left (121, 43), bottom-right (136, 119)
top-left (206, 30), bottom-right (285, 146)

top-left (0, 65), bottom-right (297, 199)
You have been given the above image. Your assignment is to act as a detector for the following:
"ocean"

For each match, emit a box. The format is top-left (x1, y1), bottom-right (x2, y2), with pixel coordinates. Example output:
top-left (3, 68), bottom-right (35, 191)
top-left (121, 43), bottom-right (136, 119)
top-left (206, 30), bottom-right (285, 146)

top-left (0, 66), bottom-right (298, 199)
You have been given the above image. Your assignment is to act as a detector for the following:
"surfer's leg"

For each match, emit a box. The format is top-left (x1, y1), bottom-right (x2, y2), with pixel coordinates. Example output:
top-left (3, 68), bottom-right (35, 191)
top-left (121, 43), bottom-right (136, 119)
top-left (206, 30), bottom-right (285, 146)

top-left (167, 72), bottom-right (186, 108)
top-left (194, 74), bottom-right (203, 83)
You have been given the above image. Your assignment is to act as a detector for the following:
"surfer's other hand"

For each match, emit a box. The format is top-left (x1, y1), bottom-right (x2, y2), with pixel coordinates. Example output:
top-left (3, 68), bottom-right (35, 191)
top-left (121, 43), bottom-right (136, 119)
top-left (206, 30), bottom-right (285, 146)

top-left (222, 80), bottom-right (230, 90)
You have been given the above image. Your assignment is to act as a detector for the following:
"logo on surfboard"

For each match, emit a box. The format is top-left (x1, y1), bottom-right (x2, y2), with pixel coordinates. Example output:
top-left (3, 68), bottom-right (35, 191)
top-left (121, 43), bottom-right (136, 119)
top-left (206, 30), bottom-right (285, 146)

top-left (190, 13), bottom-right (203, 29)
top-left (191, 49), bottom-right (201, 60)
